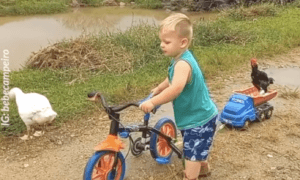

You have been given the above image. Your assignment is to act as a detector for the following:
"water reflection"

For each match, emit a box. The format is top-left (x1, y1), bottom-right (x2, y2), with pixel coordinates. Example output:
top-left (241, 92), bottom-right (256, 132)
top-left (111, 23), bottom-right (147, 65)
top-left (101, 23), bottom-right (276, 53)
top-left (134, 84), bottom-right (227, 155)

top-left (55, 12), bottom-right (160, 33)
top-left (0, 7), bottom-right (218, 70)
top-left (0, 18), bottom-right (81, 71)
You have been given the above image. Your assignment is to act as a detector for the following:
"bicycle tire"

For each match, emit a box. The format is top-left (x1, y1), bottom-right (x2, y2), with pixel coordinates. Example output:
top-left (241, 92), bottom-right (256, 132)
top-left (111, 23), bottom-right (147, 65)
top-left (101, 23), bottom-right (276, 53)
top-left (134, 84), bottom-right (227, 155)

top-left (83, 151), bottom-right (126, 180)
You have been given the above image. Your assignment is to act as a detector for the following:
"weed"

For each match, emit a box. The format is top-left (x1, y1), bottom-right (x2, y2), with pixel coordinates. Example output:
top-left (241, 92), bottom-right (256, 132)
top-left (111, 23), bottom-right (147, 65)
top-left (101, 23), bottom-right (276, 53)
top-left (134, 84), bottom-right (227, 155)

top-left (289, 0), bottom-right (300, 8)
top-left (79, 0), bottom-right (104, 6)
top-left (193, 19), bottom-right (258, 46)
top-left (0, 0), bottom-right (70, 16)
top-left (133, 0), bottom-right (163, 9)
top-left (223, 3), bottom-right (279, 21)
top-left (279, 87), bottom-right (299, 99)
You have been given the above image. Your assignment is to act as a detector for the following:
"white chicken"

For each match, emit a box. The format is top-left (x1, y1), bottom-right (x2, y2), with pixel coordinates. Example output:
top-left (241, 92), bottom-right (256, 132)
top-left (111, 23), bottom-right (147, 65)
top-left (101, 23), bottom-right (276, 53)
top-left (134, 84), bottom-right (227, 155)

top-left (9, 87), bottom-right (57, 140)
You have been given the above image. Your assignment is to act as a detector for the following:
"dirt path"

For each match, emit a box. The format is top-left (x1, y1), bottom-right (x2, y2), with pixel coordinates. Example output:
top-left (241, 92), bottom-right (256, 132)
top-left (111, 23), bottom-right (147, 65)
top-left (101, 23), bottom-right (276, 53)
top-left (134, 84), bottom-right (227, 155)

top-left (1, 48), bottom-right (300, 180)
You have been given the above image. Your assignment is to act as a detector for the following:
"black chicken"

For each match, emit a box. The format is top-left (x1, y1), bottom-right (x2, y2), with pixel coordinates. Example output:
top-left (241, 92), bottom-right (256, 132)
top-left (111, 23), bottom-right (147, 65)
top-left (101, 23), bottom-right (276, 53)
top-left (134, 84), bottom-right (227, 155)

top-left (251, 58), bottom-right (274, 95)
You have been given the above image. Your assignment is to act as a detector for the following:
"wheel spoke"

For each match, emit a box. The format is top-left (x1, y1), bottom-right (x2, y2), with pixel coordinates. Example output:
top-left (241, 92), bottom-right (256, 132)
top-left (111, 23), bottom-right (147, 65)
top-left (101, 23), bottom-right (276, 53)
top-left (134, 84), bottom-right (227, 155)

top-left (157, 141), bottom-right (164, 151)
top-left (116, 161), bottom-right (123, 179)
top-left (101, 154), bottom-right (114, 170)
top-left (92, 166), bottom-right (106, 180)
top-left (100, 156), bottom-right (109, 170)
top-left (165, 126), bottom-right (171, 135)
top-left (92, 172), bottom-right (104, 180)
top-left (108, 155), bottom-right (114, 168)
top-left (158, 141), bottom-right (166, 149)
top-left (159, 145), bottom-right (165, 155)
top-left (87, 152), bottom-right (124, 180)
top-left (162, 126), bottom-right (166, 134)
top-left (165, 146), bottom-right (170, 155)
top-left (155, 121), bottom-right (176, 157)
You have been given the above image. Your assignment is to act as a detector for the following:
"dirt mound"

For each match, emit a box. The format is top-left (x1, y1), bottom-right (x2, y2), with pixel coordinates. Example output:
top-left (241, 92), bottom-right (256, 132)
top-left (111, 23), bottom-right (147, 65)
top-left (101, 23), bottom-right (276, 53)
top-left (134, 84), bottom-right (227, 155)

top-left (26, 37), bottom-right (102, 69)
top-left (25, 36), bottom-right (134, 74)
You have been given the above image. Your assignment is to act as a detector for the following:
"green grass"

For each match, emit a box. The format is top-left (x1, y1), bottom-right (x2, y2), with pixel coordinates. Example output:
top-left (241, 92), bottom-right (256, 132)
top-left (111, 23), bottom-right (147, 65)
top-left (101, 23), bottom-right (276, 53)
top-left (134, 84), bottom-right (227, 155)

top-left (0, 62), bottom-right (165, 135)
top-left (80, 0), bottom-right (104, 6)
top-left (0, 0), bottom-right (71, 16)
top-left (224, 3), bottom-right (279, 21)
top-left (279, 87), bottom-right (300, 99)
top-left (191, 4), bottom-right (300, 78)
top-left (1, 3), bottom-right (300, 136)
top-left (0, 0), bottom-right (162, 16)
top-left (132, 0), bottom-right (163, 9)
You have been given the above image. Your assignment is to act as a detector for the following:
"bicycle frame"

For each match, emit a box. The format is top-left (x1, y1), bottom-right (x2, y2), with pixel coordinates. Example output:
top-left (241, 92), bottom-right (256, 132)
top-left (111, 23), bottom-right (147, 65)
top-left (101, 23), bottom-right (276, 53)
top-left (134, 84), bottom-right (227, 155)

top-left (93, 105), bottom-right (183, 159)
top-left (94, 111), bottom-right (125, 152)
top-left (118, 120), bottom-right (183, 159)
top-left (87, 91), bottom-right (183, 178)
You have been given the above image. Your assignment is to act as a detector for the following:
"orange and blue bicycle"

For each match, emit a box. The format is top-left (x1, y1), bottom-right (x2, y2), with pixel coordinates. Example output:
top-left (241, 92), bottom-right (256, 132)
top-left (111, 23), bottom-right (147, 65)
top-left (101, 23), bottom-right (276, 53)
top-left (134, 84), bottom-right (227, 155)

top-left (83, 91), bottom-right (183, 180)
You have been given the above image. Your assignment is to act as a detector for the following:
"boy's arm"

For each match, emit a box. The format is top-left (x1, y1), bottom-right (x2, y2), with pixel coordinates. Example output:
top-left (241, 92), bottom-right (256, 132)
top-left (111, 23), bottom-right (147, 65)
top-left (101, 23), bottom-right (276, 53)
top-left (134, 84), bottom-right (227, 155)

top-left (151, 61), bottom-right (190, 105)
top-left (151, 61), bottom-right (190, 106)
top-left (152, 77), bottom-right (169, 96)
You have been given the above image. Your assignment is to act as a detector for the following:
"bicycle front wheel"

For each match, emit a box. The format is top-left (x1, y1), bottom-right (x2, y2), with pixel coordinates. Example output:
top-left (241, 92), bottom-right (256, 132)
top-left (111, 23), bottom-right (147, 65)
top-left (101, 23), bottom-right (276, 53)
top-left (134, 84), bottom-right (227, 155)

top-left (83, 151), bottom-right (126, 180)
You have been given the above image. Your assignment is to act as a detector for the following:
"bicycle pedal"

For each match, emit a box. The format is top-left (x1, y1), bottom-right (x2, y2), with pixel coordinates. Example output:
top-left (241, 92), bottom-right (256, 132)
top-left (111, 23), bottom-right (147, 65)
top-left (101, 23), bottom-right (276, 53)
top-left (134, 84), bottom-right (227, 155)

top-left (155, 158), bottom-right (170, 164)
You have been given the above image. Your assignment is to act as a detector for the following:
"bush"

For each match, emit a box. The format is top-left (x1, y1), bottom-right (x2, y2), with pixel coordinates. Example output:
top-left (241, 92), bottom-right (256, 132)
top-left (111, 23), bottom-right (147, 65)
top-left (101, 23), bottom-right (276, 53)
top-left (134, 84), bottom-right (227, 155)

top-left (133, 0), bottom-right (163, 9)
top-left (0, 0), bottom-right (69, 16)
top-left (224, 3), bottom-right (279, 21)
top-left (193, 19), bottom-right (258, 46)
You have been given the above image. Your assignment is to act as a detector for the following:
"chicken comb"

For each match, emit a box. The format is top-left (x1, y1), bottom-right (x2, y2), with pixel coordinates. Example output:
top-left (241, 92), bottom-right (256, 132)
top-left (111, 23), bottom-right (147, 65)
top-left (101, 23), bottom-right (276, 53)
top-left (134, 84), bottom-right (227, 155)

top-left (251, 58), bottom-right (258, 66)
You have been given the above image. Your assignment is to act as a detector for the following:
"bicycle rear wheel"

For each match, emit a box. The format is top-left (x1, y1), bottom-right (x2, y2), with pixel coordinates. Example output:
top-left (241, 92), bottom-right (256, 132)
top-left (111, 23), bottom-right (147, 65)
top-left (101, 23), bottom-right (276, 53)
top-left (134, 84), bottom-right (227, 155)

top-left (83, 151), bottom-right (126, 180)
top-left (150, 118), bottom-right (177, 159)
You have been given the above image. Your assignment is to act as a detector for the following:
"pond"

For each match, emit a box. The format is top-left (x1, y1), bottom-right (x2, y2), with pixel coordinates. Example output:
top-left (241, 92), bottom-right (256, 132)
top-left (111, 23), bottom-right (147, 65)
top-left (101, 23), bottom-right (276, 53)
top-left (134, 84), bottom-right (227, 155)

top-left (0, 7), bottom-right (218, 71)
top-left (265, 67), bottom-right (300, 87)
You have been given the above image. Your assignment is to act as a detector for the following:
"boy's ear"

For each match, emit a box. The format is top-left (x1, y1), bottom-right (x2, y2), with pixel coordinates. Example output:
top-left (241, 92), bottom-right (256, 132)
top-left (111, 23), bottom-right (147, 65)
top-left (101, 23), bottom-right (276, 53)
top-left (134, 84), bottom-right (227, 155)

top-left (180, 38), bottom-right (189, 49)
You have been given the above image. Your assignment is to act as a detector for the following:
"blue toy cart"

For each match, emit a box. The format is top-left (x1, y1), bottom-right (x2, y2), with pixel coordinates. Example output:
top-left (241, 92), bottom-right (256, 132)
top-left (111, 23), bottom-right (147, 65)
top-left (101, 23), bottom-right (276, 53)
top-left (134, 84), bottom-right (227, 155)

top-left (219, 86), bottom-right (277, 130)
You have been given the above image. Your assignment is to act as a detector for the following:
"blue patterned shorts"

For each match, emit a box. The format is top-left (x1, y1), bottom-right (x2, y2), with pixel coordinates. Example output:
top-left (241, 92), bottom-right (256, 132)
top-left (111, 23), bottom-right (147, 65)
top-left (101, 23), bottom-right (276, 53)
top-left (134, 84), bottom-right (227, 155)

top-left (180, 115), bottom-right (217, 162)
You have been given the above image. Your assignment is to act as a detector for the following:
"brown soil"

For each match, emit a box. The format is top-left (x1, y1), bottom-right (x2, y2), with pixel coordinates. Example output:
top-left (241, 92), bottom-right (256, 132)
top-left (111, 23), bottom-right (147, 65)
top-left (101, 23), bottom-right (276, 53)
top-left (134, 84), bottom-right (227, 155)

top-left (1, 48), bottom-right (300, 180)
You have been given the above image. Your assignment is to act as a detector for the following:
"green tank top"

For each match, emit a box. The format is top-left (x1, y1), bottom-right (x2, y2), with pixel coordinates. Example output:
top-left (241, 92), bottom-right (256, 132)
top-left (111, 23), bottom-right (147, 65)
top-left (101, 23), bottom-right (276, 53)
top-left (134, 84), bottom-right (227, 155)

top-left (168, 50), bottom-right (218, 130)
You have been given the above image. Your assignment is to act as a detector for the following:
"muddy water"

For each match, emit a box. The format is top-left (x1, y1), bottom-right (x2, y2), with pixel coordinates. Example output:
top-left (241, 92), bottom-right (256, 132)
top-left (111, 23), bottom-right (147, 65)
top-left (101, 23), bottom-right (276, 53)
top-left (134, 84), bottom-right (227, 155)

top-left (265, 67), bottom-right (300, 87)
top-left (0, 7), bottom-right (218, 71)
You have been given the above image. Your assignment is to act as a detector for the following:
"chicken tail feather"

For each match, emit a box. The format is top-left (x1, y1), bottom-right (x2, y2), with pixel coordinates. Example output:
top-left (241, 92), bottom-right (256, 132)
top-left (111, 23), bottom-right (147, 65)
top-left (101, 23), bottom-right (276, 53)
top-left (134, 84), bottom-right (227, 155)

top-left (269, 77), bottom-right (274, 84)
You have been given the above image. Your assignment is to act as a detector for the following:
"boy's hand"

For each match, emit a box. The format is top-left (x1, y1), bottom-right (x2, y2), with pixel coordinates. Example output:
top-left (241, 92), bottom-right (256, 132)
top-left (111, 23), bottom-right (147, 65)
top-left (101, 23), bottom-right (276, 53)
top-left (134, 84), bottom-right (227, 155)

top-left (140, 100), bottom-right (155, 113)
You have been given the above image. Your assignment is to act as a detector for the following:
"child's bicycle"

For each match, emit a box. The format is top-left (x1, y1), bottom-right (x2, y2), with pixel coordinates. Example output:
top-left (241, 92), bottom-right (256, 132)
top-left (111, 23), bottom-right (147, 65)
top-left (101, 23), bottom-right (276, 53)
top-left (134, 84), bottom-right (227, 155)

top-left (83, 91), bottom-right (183, 180)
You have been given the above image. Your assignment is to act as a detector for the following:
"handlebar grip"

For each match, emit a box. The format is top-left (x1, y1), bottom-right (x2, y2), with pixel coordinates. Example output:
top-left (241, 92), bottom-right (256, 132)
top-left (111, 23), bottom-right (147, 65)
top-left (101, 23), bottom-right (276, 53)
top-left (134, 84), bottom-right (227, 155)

top-left (87, 91), bottom-right (97, 98)
top-left (87, 91), bottom-right (108, 108)
top-left (139, 93), bottom-right (161, 114)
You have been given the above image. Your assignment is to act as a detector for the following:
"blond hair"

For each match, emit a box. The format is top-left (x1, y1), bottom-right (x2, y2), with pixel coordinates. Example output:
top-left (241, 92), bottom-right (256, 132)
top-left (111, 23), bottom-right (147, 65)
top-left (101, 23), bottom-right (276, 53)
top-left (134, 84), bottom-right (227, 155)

top-left (160, 13), bottom-right (193, 44)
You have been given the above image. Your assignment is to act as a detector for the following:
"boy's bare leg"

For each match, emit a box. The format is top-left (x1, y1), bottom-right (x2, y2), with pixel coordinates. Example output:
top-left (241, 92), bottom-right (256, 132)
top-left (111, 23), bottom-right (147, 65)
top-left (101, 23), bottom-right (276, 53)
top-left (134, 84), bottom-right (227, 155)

top-left (183, 160), bottom-right (211, 179)
top-left (183, 160), bottom-right (201, 180)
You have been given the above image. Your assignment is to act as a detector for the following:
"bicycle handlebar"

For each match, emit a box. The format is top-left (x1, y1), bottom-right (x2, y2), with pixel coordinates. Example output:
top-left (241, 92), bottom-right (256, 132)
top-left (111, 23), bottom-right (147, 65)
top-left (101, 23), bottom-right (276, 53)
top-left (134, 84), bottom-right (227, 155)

top-left (87, 92), bottom-right (159, 113)
top-left (87, 91), bottom-right (109, 108)
top-left (111, 103), bottom-right (140, 112)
